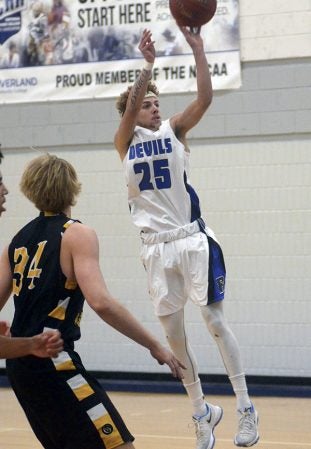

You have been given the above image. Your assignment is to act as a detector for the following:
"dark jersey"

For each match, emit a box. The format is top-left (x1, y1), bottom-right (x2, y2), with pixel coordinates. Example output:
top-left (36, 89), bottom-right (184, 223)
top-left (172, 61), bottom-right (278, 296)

top-left (8, 212), bottom-right (84, 343)
top-left (6, 212), bottom-right (135, 449)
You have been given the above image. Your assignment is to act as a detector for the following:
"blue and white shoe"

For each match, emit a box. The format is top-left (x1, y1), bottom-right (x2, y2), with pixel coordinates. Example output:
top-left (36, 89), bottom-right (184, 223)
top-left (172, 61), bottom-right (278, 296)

top-left (192, 403), bottom-right (223, 449)
top-left (234, 403), bottom-right (259, 447)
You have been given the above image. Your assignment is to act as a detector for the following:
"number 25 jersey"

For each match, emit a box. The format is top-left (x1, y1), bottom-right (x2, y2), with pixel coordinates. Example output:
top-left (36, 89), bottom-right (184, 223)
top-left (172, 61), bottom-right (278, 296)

top-left (124, 119), bottom-right (202, 233)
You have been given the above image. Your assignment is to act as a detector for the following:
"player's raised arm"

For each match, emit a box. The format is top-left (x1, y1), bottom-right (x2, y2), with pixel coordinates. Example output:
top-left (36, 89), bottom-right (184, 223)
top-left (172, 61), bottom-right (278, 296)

top-left (170, 26), bottom-right (213, 143)
top-left (114, 29), bottom-right (156, 160)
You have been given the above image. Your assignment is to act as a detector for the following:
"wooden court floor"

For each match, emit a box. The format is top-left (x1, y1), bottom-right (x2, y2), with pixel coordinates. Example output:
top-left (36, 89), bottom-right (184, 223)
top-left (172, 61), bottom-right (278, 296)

top-left (0, 388), bottom-right (310, 449)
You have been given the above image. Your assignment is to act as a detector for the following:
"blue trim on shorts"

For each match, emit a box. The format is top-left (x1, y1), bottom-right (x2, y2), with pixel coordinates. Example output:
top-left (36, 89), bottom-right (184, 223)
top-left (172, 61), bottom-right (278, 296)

top-left (204, 232), bottom-right (226, 304)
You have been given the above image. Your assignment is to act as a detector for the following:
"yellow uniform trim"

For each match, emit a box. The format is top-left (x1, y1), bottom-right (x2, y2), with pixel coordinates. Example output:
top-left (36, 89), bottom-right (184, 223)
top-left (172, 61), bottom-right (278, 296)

top-left (52, 351), bottom-right (76, 371)
top-left (67, 374), bottom-right (95, 401)
top-left (55, 360), bottom-right (75, 371)
top-left (87, 404), bottom-right (124, 449)
top-left (48, 297), bottom-right (70, 320)
top-left (63, 219), bottom-right (75, 229)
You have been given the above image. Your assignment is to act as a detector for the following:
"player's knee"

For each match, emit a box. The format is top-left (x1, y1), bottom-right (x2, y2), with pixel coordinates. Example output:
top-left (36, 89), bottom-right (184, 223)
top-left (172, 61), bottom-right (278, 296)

top-left (209, 319), bottom-right (224, 338)
top-left (203, 312), bottom-right (227, 338)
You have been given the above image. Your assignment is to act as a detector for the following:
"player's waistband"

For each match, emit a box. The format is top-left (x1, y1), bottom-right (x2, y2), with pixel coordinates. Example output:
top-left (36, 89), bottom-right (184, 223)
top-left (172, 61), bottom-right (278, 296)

top-left (140, 218), bottom-right (205, 244)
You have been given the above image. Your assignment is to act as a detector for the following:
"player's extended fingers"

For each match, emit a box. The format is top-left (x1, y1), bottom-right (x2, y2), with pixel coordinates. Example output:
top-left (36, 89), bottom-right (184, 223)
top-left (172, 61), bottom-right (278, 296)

top-left (179, 25), bottom-right (187, 36)
top-left (176, 360), bottom-right (186, 380)
top-left (168, 356), bottom-right (186, 379)
top-left (192, 26), bottom-right (201, 35)
top-left (139, 29), bottom-right (152, 46)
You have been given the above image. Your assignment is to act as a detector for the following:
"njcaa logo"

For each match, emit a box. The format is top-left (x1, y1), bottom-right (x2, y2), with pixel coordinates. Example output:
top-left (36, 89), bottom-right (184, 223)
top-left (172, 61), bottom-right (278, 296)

top-left (216, 276), bottom-right (225, 294)
top-left (102, 424), bottom-right (113, 435)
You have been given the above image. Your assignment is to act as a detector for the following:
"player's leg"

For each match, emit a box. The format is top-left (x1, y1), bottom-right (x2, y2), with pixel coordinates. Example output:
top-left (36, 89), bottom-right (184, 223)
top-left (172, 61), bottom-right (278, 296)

top-left (158, 309), bottom-right (222, 449)
top-left (201, 301), bottom-right (250, 406)
top-left (188, 230), bottom-right (259, 447)
top-left (201, 301), bottom-right (259, 447)
top-left (6, 354), bottom-right (135, 449)
top-left (143, 236), bottom-right (222, 448)
top-left (158, 309), bottom-right (202, 406)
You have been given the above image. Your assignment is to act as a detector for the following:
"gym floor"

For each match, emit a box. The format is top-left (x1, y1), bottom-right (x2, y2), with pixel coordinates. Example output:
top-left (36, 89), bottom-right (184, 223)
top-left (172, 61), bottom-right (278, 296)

top-left (0, 388), bottom-right (310, 449)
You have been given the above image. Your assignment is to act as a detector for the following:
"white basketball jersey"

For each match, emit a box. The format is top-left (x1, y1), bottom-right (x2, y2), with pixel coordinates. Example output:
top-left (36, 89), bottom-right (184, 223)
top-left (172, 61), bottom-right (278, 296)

top-left (124, 119), bottom-right (202, 233)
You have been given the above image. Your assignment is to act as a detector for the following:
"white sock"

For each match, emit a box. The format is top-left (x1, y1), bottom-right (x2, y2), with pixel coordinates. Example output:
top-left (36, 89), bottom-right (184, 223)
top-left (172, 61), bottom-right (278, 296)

top-left (183, 379), bottom-right (207, 417)
top-left (229, 373), bottom-right (252, 411)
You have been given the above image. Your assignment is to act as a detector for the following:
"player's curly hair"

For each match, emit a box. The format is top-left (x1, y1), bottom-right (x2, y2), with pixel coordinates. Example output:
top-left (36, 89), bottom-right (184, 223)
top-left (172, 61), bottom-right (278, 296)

top-left (116, 81), bottom-right (159, 117)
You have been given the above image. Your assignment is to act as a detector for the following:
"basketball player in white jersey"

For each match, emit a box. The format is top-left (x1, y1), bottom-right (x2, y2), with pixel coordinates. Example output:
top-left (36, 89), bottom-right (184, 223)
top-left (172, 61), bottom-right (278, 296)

top-left (114, 28), bottom-right (259, 449)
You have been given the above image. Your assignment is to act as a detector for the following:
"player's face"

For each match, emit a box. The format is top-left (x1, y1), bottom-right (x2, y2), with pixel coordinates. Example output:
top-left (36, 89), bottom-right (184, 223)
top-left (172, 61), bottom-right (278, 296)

top-left (137, 96), bottom-right (161, 131)
top-left (0, 171), bottom-right (8, 217)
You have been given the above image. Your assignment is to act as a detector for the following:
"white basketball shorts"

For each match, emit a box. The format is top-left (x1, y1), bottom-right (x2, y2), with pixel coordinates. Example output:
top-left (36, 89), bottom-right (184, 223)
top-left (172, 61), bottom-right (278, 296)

top-left (140, 221), bottom-right (226, 316)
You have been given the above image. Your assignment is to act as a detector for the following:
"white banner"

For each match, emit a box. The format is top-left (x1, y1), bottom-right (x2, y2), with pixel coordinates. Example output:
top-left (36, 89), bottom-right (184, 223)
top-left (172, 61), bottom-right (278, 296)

top-left (0, 0), bottom-right (240, 103)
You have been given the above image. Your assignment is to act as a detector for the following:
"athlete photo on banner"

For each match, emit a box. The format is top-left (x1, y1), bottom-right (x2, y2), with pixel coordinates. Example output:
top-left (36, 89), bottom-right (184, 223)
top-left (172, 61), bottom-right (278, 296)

top-left (0, 0), bottom-right (240, 103)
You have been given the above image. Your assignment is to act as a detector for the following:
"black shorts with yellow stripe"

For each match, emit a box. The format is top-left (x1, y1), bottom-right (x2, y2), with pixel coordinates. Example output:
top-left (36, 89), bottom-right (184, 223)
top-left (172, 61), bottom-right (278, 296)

top-left (6, 349), bottom-right (134, 449)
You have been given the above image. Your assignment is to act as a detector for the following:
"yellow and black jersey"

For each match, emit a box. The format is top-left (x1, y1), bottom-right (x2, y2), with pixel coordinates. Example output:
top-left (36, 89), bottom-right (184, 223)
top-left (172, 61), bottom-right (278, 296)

top-left (8, 212), bottom-right (84, 343)
top-left (6, 212), bottom-right (135, 449)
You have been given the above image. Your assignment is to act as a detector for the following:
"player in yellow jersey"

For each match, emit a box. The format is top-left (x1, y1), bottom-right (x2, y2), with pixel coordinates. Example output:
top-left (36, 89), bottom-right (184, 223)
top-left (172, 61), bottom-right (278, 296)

top-left (0, 148), bottom-right (63, 359)
top-left (0, 152), bottom-right (184, 449)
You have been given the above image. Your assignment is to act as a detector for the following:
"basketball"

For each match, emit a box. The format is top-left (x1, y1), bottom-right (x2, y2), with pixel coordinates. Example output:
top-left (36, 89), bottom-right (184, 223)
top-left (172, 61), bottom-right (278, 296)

top-left (169, 0), bottom-right (217, 28)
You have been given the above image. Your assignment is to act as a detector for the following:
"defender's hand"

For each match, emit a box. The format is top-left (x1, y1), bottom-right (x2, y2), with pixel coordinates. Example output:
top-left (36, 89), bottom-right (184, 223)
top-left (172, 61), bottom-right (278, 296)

top-left (150, 345), bottom-right (186, 380)
top-left (31, 330), bottom-right (63, 358)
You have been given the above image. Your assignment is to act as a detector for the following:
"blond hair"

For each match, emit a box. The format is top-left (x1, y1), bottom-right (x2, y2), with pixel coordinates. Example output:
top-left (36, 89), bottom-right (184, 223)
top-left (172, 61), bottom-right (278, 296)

top-left (20, 154), bottom-right (81, 213)
top-left (116, 81), bottom-right (159, 116)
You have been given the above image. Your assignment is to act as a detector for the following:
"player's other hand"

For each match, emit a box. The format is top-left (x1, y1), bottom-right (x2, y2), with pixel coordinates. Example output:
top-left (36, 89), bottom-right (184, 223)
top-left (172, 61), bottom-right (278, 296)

top-left (150, 345), bottom-right (186, 380)
top-left (138, 29), bottom-right (155, 63)
top-left (31, 330), bottom-right (63, 358)
top-left (0, 321), bottom-right (11, 337)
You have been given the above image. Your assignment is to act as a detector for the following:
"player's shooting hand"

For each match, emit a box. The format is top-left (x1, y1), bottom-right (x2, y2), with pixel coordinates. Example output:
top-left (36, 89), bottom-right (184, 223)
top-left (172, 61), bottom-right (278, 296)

top-left (138, 29), bottom-right (155, 63)
top-left (31, 330), bottom-right (63, 358)
top-left (179, 26), bottom-right (204, 50)
top-left (150, 345), bottom-right (186, 380)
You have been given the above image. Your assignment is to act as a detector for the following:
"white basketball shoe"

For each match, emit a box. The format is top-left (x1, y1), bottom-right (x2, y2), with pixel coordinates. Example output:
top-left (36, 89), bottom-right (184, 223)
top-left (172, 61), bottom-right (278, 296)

top-left (234, 403), bottom-right (259, 447)
top-left (192, 402), bottom-right (223, 449)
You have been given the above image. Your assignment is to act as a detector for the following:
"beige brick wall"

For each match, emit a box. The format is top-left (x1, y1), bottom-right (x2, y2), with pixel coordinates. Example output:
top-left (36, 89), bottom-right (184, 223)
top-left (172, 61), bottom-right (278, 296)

top-left (1, 138), bottom-right (310, 376)
top-left (240, 0), bottom-right (311, 60)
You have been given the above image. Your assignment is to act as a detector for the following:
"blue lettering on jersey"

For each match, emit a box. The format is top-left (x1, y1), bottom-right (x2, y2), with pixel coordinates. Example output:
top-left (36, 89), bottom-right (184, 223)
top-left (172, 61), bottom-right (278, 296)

top-left (129, 138), bottom-right (172, 160)
top-left (143, 141), bottom-right (152, 156)
top-left (134, 159), bottom-right (172, 191)
top-left (152, 139), bottom-right (158, 155)
top-left (136, 142), bottom-right (143, 158)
